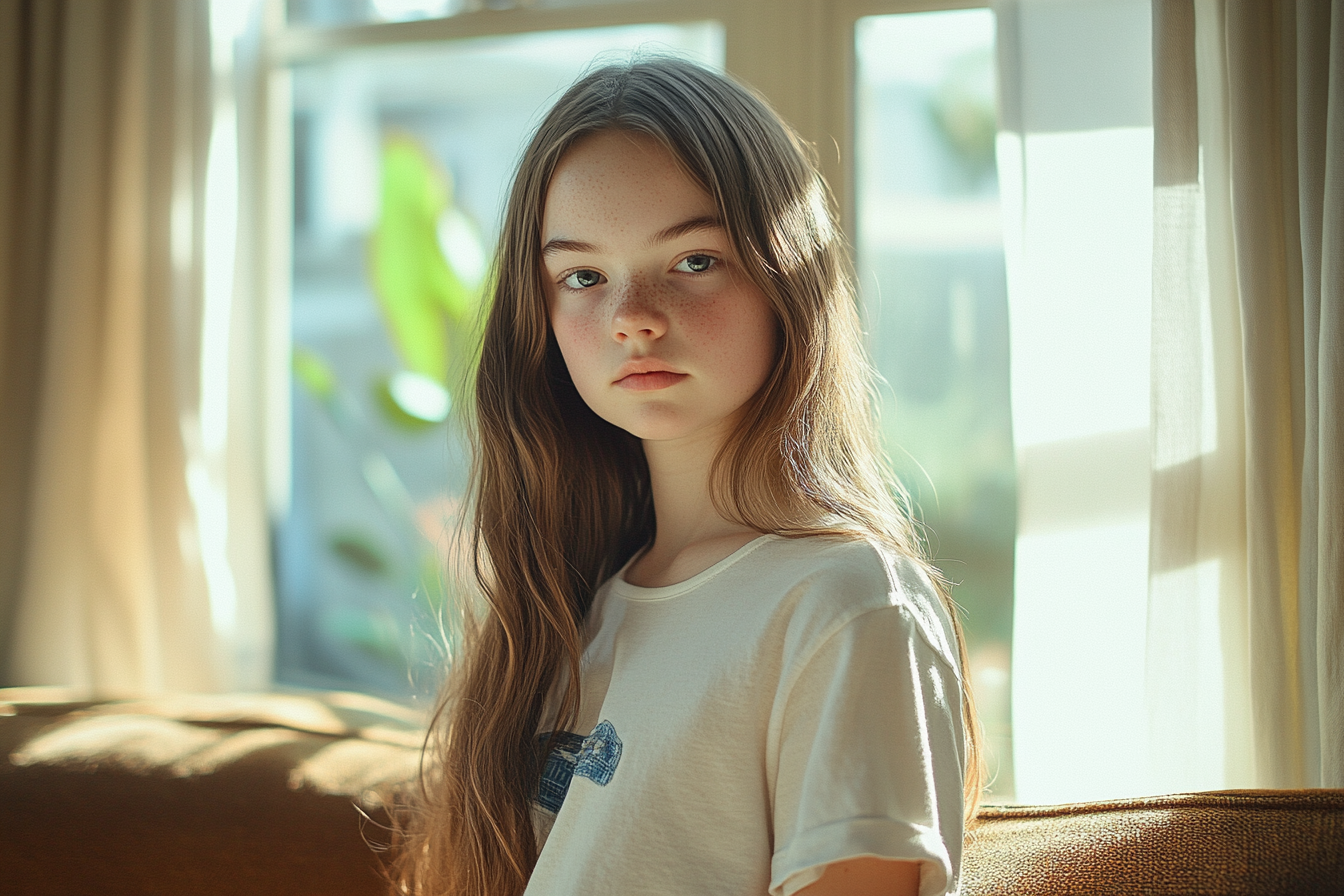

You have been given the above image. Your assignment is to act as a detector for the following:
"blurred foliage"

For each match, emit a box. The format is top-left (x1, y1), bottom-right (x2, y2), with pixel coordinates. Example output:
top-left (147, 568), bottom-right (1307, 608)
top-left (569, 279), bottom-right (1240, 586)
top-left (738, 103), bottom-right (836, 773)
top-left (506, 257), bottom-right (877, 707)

top-left (327, 529), bottom-right (393, 577)
top-left (292, 345), bottom-right (338, 405)
top-left (289, 132), bottom-right (488, 684)
top-left (373, 374), bottom-right (441, 433)
top-left (927, 48), bottom-right (997, 187)
top-left (368, 133), bottom-right (482, 406)
top-left (321, 607), bottom-right (406, 669)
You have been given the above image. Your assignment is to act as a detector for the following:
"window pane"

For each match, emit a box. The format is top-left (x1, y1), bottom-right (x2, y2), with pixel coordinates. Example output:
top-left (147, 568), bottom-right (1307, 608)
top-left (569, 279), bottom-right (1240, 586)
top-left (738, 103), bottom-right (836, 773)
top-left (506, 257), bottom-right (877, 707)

top-left (279, 24), bottom-right (725, 699)
top-left (855, 10), bottom-right (1015, 799)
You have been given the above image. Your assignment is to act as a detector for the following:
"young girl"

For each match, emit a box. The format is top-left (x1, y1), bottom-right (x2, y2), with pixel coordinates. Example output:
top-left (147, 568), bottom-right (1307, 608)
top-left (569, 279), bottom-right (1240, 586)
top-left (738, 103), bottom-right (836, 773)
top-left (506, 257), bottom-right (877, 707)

top-left (396, 56), bottom-right (982, 896)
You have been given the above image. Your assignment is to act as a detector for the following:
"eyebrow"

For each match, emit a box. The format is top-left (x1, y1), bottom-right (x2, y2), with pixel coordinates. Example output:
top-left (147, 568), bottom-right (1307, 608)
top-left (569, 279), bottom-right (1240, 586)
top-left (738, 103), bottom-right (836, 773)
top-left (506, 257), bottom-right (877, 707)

top-left (651, 214), bottom-right (722, 245)
top-left (541, 214), bottom-right (724, 258)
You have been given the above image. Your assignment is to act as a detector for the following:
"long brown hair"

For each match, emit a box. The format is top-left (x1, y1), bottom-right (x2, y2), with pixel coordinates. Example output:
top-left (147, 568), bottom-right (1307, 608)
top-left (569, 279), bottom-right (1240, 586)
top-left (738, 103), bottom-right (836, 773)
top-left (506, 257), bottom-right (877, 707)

top-left (392, 56), bottom-right (984, 896)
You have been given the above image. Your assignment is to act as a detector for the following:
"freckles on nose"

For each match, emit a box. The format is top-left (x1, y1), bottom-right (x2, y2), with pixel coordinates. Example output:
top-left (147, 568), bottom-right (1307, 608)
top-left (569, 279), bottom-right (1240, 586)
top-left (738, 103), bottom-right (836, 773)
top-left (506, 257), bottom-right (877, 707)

top-left (611, 275), bottom-right (674, 336)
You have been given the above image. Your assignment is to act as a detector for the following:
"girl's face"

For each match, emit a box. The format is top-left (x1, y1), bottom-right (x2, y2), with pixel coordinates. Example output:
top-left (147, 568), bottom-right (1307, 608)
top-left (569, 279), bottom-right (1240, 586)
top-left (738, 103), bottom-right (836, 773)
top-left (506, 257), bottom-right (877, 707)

top-left (542, 131), bottom-right (778, 447)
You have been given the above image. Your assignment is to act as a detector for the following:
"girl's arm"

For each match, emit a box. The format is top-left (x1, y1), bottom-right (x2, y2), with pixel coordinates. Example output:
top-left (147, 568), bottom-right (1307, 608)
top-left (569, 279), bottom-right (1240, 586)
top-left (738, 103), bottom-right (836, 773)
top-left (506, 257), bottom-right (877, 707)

top-left (795, 857), bottom-right (922, 896)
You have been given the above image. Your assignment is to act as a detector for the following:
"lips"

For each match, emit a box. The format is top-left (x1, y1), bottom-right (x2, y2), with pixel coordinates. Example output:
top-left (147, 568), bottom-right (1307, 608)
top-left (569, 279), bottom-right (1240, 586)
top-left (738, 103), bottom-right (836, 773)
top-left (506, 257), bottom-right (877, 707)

top-left (614, 359), bottom-right (687, 391)
top-left (616, 370), bottom-right (688, 391)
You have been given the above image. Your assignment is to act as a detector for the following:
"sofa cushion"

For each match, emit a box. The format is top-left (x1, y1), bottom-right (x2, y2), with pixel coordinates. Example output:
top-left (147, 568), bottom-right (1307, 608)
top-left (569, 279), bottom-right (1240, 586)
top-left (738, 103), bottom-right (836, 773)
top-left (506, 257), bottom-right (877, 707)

top-left (963, 789), bottom-right (1344, 895)
top-left (0, 688), bottom-right (423, 896)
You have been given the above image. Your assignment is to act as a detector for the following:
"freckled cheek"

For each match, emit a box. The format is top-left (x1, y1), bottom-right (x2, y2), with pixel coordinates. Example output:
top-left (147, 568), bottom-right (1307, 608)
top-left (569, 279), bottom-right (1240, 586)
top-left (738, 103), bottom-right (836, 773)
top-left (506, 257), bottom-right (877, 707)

top-left (554, 306), bottom-right (604, 342)
top-left (690, 294), bottom-right (778, 375)
top-left (551, 306), bottom-right (609, 384)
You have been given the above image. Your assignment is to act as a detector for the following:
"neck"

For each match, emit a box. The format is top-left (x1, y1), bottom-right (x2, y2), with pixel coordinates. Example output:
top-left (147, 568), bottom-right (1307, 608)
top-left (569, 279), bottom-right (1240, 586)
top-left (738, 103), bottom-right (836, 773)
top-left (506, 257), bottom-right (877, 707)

top-left (626, 425), bottom-right (761, 587)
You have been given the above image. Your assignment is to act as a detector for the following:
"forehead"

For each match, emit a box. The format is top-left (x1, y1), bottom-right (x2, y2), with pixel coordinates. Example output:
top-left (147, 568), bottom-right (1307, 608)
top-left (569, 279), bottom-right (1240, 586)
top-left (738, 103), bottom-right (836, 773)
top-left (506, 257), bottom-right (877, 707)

top-left (541, 131), bottom-right (716, 240)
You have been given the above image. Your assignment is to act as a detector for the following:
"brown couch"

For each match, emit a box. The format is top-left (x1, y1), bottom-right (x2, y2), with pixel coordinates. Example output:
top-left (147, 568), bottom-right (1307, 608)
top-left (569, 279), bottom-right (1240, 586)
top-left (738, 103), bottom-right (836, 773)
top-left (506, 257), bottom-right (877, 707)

top-left (0, 688), bottom-right (418, 896)
top-left (2, 689), bottom-right (1341, 895)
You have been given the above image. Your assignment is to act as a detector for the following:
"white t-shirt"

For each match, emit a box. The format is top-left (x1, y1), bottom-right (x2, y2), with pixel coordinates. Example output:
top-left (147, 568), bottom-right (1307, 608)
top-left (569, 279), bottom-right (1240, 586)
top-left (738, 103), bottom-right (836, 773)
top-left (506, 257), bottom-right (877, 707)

top-left (525, 534), bottom-right (966, 896)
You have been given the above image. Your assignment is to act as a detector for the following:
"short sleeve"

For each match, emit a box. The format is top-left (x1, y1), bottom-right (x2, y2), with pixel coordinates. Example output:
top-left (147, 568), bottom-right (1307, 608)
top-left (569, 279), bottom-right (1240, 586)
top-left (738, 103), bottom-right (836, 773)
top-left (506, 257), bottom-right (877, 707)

top-left (769, 603), bottom-right (966, 896)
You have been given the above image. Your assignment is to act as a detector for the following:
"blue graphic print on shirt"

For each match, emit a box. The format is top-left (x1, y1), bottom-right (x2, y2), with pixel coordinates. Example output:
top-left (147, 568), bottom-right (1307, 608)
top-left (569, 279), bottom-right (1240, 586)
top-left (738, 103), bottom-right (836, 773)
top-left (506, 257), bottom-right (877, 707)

top-left (536, 719), bottom-right (623, 814)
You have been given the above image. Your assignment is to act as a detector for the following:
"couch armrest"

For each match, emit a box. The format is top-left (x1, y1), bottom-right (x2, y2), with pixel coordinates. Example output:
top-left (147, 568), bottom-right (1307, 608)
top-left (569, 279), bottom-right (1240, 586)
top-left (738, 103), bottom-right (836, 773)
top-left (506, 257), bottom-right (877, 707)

top-left (0, 689), bottom-right (423, 896)
top-left (963, 790), bottom-right (1344, 895)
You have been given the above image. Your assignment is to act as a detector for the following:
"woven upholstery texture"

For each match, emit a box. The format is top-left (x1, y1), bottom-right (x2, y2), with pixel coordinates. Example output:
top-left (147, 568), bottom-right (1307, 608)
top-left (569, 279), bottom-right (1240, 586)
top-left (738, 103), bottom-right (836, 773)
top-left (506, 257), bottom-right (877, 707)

top-left (963, 790), bottom-right (1344, 896)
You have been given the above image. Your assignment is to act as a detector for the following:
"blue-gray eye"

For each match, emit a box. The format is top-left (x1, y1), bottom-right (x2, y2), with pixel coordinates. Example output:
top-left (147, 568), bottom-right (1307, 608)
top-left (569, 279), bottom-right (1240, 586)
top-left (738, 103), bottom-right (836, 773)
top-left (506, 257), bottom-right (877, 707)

top-left (674, 254), bottom-right (716, 273)
top-left (563, 269), bottom-right (604, 289)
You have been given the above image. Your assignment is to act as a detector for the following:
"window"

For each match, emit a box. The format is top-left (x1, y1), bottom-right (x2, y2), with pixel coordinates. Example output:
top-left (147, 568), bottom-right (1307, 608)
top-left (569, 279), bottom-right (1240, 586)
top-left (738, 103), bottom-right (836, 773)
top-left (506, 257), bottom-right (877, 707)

top-left (277, 21), bottom-right (724, 695)
top-left (994, 0), bottom-right (1154, 803)
top-left (259, 0), bottom-right (1019, 797)
top-left (854, 8), bottom-right (1014, 797)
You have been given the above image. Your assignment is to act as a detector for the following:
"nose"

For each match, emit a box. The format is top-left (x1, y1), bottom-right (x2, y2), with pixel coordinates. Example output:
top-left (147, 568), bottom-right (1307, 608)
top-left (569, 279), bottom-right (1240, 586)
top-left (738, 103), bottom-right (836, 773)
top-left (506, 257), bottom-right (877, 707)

top-left (610, 280), bottom-right (668, 342)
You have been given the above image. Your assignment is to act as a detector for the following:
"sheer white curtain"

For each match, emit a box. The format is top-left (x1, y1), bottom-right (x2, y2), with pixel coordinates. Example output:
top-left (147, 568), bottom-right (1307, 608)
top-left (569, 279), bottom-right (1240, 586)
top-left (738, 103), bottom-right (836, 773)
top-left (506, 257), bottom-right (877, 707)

top-left (0, 0), bottom-right (272, 695)
top-left (1002, 0), bottom-right (1342, 803)
top-left (1149, 0), bottom-right (1342, 790)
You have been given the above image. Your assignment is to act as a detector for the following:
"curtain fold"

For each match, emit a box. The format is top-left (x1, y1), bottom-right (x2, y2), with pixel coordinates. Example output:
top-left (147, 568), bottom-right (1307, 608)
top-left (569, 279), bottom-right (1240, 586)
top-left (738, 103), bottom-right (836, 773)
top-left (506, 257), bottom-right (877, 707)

top-left (0, 0), bottom-right (270, 694)
top-left (1149, 0), bottom-right (1342, 789)
top-left (0, 0), bottom-right (61, 681)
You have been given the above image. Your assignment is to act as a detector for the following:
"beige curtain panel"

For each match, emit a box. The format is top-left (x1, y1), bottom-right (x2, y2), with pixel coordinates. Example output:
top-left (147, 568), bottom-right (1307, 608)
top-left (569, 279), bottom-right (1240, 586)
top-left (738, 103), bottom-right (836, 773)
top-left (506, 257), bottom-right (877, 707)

top-left (1149, 0), bottom-right (1342, 788)
top-left (0, 0), bottom-right (258, 694)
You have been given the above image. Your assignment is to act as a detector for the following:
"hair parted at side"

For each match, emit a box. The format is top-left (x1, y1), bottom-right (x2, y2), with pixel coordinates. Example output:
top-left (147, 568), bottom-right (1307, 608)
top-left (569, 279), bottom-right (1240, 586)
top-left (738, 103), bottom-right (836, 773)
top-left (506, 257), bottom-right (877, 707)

top-left (390, 55), bottom-right (984, 896)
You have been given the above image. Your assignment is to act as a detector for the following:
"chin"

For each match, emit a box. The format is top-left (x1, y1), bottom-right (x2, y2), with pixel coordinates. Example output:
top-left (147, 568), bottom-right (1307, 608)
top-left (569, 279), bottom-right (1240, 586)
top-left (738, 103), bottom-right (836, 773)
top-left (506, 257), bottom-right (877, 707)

top-left (620, 421), bottom-right (691, 442)
top-left (600, 409), bottom-right (702, 443)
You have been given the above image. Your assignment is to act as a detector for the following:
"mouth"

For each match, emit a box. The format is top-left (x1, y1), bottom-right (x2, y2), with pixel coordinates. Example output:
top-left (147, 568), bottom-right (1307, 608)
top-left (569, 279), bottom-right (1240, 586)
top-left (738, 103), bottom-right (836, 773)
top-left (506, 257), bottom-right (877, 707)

top-left (614, 359), bottom-right (687, 391)
top-left (615, 370), bottom-right (689, 391)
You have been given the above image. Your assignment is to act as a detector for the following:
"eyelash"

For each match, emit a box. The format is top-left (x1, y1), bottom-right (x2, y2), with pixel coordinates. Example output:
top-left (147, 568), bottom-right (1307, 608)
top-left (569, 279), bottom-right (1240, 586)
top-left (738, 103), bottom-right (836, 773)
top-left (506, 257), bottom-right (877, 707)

top-left (561, 269), bottom-right (603, 290)
top-left (674, 254), bottom-right (718, 274)
top-left (557, 254), bottom-right (720, 292)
